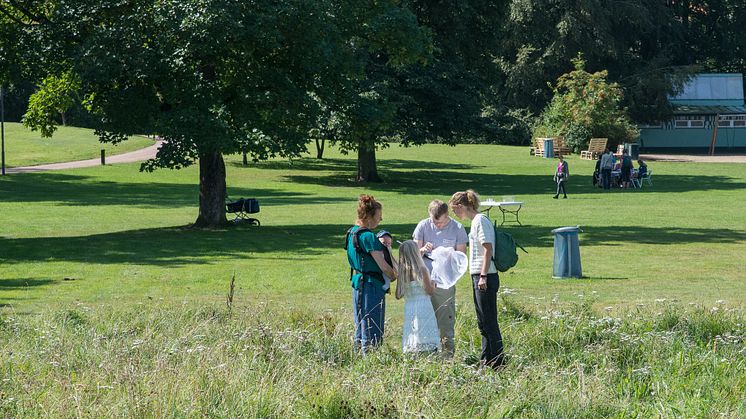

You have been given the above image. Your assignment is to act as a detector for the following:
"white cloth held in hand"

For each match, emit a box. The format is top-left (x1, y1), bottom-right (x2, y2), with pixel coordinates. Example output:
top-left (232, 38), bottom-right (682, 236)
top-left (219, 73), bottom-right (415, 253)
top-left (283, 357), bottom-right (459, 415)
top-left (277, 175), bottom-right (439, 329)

top-left (430, 247), bottom-right (468, 289)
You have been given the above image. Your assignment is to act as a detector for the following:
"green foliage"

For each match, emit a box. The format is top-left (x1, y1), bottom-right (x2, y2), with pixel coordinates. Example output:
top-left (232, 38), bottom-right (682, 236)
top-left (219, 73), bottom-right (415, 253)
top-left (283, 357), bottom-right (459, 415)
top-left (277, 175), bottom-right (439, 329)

top-left (533, 56), bottom-right (639, 152)
top-left (0, 301), bottom-right (743, 416)
top-left (494, 0), bottom-right (705, 128)
top-left (320, 1), bottom-right (505, 179)
top-left (21, 72), bottom-right (80, 137)
top-left (7, 0), bottom-right (436, 224)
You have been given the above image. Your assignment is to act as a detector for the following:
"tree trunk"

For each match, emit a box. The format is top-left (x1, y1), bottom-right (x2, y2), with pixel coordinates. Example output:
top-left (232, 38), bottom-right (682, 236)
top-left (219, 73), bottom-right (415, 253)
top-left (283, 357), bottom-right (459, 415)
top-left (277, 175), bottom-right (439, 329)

top-left (194, 150), bottom-right (228, 227)
top-left (357, 139), bottom-right (381, 182)
top-left (315, 138), bottom-right (325, 159)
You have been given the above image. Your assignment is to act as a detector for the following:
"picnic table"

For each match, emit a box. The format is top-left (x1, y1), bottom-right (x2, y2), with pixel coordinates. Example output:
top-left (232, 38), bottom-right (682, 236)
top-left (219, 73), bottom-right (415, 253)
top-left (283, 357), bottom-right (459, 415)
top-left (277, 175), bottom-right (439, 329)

top-left (480, 200), bottom-right (524, 226)
top-left (611, 169), bottom-right (639, 188)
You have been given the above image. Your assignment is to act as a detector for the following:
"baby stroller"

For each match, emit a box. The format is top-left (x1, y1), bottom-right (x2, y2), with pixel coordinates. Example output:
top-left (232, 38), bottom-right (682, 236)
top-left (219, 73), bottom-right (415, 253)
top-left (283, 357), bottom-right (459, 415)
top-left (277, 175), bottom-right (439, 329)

top-left (226, 197), bottom-right (260, 225)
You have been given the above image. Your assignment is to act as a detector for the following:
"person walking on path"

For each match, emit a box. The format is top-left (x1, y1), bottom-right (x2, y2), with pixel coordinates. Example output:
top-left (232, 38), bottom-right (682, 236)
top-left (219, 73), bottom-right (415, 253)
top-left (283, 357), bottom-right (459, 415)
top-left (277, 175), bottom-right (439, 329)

top-left (412, 199), bottom-right (468, 358)
top-left (599, 149), bottom-right (614, 191)
top-left (449, 190), bottom-right (505, 369)
top-left (345, 194), bottom-right (397, 353)
top-left (553, 155), bottom-right (569, 199)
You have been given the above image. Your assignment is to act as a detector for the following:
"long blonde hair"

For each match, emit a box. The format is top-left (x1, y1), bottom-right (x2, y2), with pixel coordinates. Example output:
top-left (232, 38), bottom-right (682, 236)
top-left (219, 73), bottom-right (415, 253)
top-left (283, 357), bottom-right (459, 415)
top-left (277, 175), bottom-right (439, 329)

top-left (395, 240), bottom-right (428, 300)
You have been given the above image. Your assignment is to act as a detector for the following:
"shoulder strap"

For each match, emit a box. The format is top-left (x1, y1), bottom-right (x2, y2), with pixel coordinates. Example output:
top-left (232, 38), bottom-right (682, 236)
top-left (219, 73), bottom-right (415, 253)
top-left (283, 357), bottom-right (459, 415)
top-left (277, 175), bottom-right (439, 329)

top-left (492, 219), bottom-right (499, 262)
top-left (352, 227), bottom-right (371, 254)
top-left (345, 227), bottom-right (374, 277)
top-left (344, 227), bottom-right (371, 251)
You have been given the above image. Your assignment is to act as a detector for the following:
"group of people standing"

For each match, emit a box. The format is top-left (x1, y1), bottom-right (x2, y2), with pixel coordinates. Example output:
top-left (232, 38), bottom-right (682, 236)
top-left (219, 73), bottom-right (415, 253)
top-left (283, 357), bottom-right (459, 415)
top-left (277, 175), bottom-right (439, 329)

top-left (345, 191), bottom-right (505, 370)
top-left (595, 149), bottom-right (648, 190)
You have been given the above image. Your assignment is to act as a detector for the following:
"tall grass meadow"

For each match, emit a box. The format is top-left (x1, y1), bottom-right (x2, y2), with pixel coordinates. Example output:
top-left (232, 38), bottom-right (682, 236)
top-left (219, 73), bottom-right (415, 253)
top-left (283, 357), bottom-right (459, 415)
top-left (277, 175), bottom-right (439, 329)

top-left (1, 291), bottom-right (743, 416)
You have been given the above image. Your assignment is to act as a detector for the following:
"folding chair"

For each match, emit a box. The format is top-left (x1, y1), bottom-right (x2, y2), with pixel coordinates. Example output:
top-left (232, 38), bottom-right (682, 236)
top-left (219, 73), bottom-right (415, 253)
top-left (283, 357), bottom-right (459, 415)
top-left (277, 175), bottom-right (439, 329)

top-left (226, 197), bottom-right (261, 225)
top-left (642, 169), bottom-right (653, 186)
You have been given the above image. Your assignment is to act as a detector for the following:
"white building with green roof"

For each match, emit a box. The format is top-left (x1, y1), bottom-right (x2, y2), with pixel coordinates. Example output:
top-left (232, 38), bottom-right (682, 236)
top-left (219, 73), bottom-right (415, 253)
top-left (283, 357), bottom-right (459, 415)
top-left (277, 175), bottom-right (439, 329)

top-left (639, 73), bottom-right (746, 153)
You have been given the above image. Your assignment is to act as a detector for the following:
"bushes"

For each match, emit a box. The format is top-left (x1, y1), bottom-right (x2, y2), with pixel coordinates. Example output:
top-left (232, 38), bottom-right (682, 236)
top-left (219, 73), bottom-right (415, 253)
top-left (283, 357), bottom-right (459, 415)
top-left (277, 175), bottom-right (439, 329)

top-left (533, 55), bottom-right (639, 152)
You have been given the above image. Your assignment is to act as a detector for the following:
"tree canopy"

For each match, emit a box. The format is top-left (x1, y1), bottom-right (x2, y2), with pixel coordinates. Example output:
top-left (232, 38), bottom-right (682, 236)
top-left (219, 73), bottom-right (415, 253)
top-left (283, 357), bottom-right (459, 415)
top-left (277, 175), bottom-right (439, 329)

top-left (4, 0), bottom-right (430, 226)
top-left (2, 0), bottom-right (746, 218)
top-left (533, 55), bottom-right (639, 152)
top-left (316, 0), bottom-right (505, 181)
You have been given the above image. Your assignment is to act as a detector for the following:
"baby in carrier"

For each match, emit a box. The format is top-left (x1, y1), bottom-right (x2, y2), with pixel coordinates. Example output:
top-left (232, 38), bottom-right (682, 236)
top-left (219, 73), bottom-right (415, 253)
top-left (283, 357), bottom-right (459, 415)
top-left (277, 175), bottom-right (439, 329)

top-left (376, 230), bottom-right (395, 293)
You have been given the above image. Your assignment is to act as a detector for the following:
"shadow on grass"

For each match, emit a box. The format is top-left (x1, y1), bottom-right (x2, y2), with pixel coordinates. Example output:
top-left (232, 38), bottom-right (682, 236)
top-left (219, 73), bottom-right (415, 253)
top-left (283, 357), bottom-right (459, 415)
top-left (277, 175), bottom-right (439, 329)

top-left (283, 169), bottom-right (746, 196)
top-left (503, 225), bottom-right (745, 249)
top-left (0, 278), bottom-right (56, 305)
top-left (0, 278), bottom-right (55, 289)
top-left (0, 172), bottom-right (350, 208)
top-left (230, 157), bottom-right (480, 172)
top-left (1, 223), bottom-right (743, 268)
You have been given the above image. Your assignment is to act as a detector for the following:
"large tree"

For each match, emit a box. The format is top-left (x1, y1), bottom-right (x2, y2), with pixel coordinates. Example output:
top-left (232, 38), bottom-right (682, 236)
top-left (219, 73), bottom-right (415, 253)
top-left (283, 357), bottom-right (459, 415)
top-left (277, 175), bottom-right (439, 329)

top-left (494, 0), bottom-right (699, 134)
top-left (3, 0), bottom-right (429, 226)
top-left (317, 1), bottom-right (504, 182)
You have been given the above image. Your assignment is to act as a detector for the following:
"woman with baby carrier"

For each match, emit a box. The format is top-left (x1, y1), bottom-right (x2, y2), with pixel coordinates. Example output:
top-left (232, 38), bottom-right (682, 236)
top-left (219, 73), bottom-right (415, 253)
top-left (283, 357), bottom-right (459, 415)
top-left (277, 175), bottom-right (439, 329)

top-left (344, 194), bottom-right (397, 353)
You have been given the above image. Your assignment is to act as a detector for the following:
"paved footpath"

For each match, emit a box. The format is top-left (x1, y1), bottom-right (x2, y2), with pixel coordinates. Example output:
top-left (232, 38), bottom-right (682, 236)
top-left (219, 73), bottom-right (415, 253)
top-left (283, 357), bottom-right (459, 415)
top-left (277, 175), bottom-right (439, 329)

top-left (6, 140), bottom-right (161, 174)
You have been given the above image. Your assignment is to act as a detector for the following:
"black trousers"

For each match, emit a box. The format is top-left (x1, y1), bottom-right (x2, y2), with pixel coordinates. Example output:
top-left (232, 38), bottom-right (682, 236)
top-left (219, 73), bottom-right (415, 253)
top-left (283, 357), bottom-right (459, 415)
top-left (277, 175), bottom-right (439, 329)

top-left (555, 180), bottom-right (567, 197)
top-left (471, 273), bottom-right (504, 368)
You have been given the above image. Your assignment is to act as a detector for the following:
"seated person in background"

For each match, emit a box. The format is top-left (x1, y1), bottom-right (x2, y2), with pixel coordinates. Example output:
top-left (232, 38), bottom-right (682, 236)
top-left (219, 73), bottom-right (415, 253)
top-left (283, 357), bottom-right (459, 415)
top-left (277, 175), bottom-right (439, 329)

top-left (637, 159), bottom-right (648, 179)
top-left (613, 159), bottom-right (622, 172)
top-left (593, 158), bottom-right (601, 187)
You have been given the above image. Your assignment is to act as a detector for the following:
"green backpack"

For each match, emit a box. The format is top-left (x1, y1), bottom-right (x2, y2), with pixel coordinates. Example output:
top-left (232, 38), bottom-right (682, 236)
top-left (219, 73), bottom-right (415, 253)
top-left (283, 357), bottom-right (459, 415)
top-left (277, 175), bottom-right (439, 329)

top-left (491, 220), bottom-right (527, 272)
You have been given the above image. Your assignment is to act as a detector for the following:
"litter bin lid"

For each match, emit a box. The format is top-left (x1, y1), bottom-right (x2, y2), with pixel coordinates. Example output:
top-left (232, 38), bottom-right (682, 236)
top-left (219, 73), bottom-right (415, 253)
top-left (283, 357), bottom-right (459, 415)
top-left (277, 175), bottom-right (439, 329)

top-left (551, 226), bottom-right (580, 234)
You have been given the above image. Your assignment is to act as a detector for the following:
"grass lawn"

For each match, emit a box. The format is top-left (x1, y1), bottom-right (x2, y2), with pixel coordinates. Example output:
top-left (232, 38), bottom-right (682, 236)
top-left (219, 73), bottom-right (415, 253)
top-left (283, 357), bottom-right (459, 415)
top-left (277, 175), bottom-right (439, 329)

top-left (1, 143), bottom-right (744, 415)
top-left (1, 122), bottom-right (155, 167)
top-left (1, 143), bottom-right (744, 312)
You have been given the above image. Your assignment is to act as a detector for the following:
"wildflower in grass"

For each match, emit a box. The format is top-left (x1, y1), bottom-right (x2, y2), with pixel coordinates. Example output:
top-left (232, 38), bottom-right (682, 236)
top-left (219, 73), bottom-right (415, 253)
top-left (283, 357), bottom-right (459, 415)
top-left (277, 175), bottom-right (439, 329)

top-left (632, 366), bottom-right (651, 375)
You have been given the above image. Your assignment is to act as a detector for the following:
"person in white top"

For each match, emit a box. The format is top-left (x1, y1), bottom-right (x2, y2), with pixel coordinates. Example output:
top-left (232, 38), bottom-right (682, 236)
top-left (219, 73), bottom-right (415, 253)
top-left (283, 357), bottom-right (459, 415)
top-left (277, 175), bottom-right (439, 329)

top-left (599, 149), bottom-right (614, 191)
top-left (449, 189), bottom-right (505, 369)
top-left (412, 199), bottom-right (468, 358)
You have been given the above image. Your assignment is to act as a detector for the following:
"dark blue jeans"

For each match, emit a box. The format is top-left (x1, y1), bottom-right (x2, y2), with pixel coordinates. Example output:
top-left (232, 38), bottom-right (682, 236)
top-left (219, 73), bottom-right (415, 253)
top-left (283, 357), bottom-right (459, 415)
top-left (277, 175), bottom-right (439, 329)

top-left (352, 280), bottom-right (386, 353)
top-left (471, 273), bottom-right (504, 368)
top-left (601, 168), bottom-right (612, 190)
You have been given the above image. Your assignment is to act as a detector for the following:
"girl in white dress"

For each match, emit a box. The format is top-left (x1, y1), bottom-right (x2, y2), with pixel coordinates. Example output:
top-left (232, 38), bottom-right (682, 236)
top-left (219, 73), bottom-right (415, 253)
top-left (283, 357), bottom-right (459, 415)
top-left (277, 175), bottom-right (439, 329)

top-left (396, 240), bottom-right (441, 353)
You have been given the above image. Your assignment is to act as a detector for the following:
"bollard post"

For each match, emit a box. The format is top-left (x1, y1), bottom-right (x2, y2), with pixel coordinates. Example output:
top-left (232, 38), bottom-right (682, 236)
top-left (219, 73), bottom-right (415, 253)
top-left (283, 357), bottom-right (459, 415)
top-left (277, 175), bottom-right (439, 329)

top-left (101, 149), bottom-right (105, 165)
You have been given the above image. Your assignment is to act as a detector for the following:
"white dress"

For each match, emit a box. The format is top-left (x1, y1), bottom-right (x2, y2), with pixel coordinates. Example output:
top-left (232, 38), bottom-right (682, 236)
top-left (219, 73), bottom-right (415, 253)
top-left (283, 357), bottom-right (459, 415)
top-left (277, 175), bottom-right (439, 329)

top-left (402, 281), bottom-right (441, 353)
